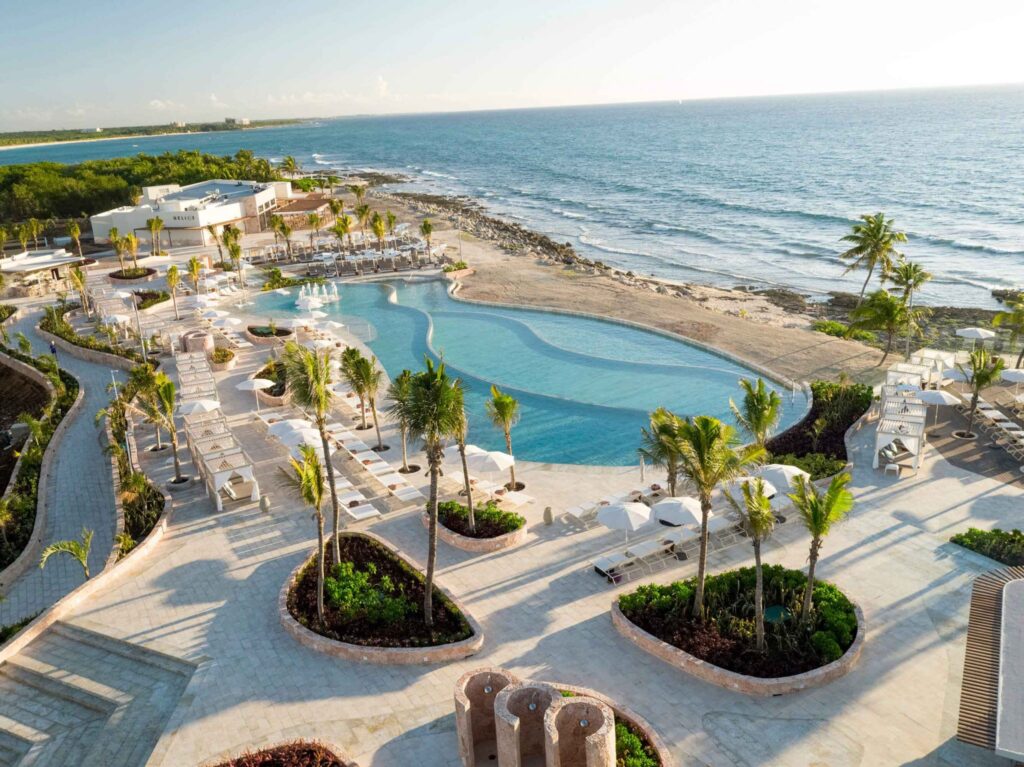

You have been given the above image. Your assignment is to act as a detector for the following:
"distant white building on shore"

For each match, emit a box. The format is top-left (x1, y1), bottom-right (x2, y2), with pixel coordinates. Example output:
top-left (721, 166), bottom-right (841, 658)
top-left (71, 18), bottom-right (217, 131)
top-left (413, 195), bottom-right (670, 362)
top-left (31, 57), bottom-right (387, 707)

top-left (90, 179), bottom-right (294, 247)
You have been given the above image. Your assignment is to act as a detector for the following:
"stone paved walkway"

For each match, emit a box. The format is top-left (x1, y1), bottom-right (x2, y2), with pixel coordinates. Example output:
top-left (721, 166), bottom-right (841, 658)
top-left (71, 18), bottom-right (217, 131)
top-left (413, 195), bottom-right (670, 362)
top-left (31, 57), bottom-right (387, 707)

top-left (0, 307), bottom-right (122, 625)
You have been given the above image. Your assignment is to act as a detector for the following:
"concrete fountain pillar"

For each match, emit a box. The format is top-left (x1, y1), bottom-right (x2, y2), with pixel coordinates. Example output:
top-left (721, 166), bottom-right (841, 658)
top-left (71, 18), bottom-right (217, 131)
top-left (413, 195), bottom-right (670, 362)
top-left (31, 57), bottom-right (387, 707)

top-left (543, 696), bottom-right (615, 767)
top-left (454, 667), bottom-right (519, 766)
top-left (493, 682), bottom-right (561, 766)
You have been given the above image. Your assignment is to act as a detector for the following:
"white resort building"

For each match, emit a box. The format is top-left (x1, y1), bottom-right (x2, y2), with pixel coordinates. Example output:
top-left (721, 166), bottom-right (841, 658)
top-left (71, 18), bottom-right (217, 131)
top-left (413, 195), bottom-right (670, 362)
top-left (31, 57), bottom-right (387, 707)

top-left (0, 248), bottom-right (87, 297)
top-left (89, 179), bottom-right (295, 247)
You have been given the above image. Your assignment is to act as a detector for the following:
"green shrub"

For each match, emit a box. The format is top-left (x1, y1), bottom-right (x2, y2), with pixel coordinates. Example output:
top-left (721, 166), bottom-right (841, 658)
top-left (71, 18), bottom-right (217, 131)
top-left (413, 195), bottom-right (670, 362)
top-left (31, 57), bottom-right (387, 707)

top-left (39, 304), bottom-right (145, 364)
top-left (323, 561), bottom-right (414, 626)
top-left (950, 527), bottom-right (1024, 566)
top-left (812, 319), bottom-right (876, 343)
top-left (135, 290), bottom-right (169, 310)
top-left (442, 260), bottom-right (469, 273)
top-left (810, 631), bottom-right (843, 663)
top-left (770, 452), bottom-right (846, 480)
top-left (0, 613), bottom-right (39, 646)
top-left (0, 304), bottom-right (16, 323)
top-left (211, 347), bottom-right (234, 364)
top-left (436, 499), bottom-right (524, 538)
top-left (615, 722), bottom-right (659, 767)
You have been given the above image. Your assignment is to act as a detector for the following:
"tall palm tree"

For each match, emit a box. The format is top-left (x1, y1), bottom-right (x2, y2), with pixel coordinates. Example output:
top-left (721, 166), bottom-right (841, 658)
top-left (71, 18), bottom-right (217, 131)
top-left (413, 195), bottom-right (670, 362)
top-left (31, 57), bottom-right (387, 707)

top-left (849, 289), bottom-right (926, 364)
top-left (385, 210), bottom-right (397, 248)
top-left (957, 348), bottom-right (1006, 437)
top-left (419, 219), bottom-right (433, 260)
top-left (166, 265), bottom-right (181, 320)
top-left (306, 212), bottom-right (323, 251)
top-left (403, 358), bottom-right (465, 626)
top-left (129, 373), bottom-right (185, 482)
top-left (353, 355), bottom-right (385, 450)
top-left (284, 443), bottom-right (327, 624)
top-left (124, 232), bottom-right (140, 271)
top-left (206, 224), bottom-right (224, 262)
top-left (890, 259), bottom-right (932, 358)
top-left (349, 183), bottom-right (366, 208)
top-left (788, 473), bottom-right (854, 621)
top-left (993, 300), bottom-right (1024, 368)
top-left (839, 212), bottom-right (907, 307)
top-left (281, 341), bottom-right (343, 562)
top-left (370, 211), bottom-right (386, 253)
top-left (335, 214), bottom-right (354, 251)
top-left (454, 389), bottom-right (477, 535)
top-left (638, 407), bottom-right (683, 496)
top-left (355, 205), bottom-right (371, 244)
top-left (69, 265), bottom-right (90, 317)
top-left (15, 223), bottom-right (30, 252)
top-left (109, 228), bottom-right (126, 272)
top-left (0, 224), bottom-right (9, 256)
top-left (39, 528), bottom-right (94, 579)
top-left (187, 256), bottom-right (202, 294)
top-left (228, 241), bottom-right (243, 285)
top-left (328, 198), bottom-right (343, 222)
top-left (386, 369), bottom-right (414, 472)
top-left (340, 348), bottom-right (369, 429)
top-left (280, 156), bottom-right (299, 176)
top-left (66, 219), bottom-right (82, 258)
top-left (725, 477), bottom-right (775, 652)
top-left (146, 216), bottom-right (165, 256)
top-left (676, 416), bottom-right (764, 617)
top-left (279, 221), bottom-right (294, 259)
top-left (485, 385), bottom-right (520, 489)
top-left (27, 218), bottom-right (42, 249)
top-left (269, 214), bottom-right (284, 251)
top-left (729, 377), bottom-right (782, 449)
top-left (330, 221), bottom-right (348, 253)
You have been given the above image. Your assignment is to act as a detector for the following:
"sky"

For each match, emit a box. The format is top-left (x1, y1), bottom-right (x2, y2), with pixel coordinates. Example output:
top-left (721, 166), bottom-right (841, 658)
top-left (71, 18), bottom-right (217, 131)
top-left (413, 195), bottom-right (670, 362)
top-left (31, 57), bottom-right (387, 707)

top-left (2, 0), bottom-right (1024, 130)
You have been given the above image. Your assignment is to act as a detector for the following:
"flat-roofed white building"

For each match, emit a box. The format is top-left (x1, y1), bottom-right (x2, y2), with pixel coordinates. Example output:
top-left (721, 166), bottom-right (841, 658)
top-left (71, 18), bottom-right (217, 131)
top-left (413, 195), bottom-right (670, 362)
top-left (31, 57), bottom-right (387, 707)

top-left (0, 248), bottom-right (87, 297)
top-left (90, 179), bottom-right (294, 247)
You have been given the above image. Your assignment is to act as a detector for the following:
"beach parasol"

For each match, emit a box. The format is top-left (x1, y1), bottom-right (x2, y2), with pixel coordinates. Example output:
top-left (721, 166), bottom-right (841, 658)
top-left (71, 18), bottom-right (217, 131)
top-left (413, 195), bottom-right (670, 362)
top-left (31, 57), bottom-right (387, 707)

top-left (178, 399), bottom-right (221, 416)
top-left (651, 496), bottom-right (703, 527)
top-left (465, 450), bottom-right (515, 475)
top-left (597, 502), bottom-right (652, 540)
top-left (917, 389), bottom-right (962, 426)
top-left (267, 419), bottom-right (313, 438)
top-left (443, 443), bottom-right (486, 464)
top-left (236, 378), bottom-right (275, 412)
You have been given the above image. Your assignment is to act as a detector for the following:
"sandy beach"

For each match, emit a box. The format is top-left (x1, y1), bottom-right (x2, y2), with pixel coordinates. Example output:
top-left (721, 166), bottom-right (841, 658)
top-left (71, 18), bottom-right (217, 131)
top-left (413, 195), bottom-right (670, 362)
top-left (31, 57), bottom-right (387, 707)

top-left (0, 129), bottom-right (226, 153)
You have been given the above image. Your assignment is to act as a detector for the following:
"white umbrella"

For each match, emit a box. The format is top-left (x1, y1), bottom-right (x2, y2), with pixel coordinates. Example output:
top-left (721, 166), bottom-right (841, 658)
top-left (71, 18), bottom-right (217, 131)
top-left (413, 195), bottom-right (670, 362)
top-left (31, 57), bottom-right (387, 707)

top-left (278, 428), bottom-right (324, 447)
top-left (443, 443), bottom-right (486, 464)
top-left (303, 310), bottom-right (328, 320)
top-left (236, 378), bottom-right (275, 412)
top-left (268, 419), bottom-right (313, 438)
top-left (178, 399), bottom-right (220, 416)
top-left (722, 476), bottom-right (777, 497)
top-left (113, 290), bottom-right (133, 300)
top-left (202, 309), bottom-right (229, 319)
top-left (651, 496), bottom-right (703, 528)
top-left (917, 388), bottom-right (962, 426)
top-left (597, 502), bottom-right (652, 539)
top-left (289, 443), bottom-right (332, 462)
top-left (942, 368), bottom-right (969, 383)
top-left (1002, 368), bottom-right (1024, 395)
top-left (757, 464), bottom-right (811, 492)
top-left (319, 320), bottom-right (345, 331)
top-left (213, 317), bottom-right (242, 328)
top-left (278, 317), bottom-right (306, 329)
top-left (195, 295), bottom-right (215, 306)
top-left (956, 327), bottom-right (996, 341)
top-left (465, 450), bottom-right (515, 474)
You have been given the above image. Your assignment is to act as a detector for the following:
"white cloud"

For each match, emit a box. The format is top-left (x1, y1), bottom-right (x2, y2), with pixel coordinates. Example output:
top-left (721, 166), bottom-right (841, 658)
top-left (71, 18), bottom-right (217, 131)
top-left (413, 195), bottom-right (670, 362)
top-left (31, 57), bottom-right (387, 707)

top-left (376, 75), bottom-right (389, 99)
top-left (148, 99), bottom-right (178, 111)
top-left (209, 93), bottom-right (228, 108)
top-left (266, 91), bottom-right (353, 106)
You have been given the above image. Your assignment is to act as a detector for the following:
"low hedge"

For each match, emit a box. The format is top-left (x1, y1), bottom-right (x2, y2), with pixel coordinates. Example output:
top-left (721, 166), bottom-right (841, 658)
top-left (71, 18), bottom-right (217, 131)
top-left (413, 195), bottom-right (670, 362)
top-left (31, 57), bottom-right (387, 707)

top-left (442, 260), bottom-right (469, 273)
top-left (134, 290), bottom-right (169, 310)
top-left (950, 527), bottom-right (1024, 566)
top-left (109, 267), bottom-right (154, 280)
top-left (766, 380), bottom-right (872, 462)
top-left (39, 304), bottom-right (145, 364)
top-left (260, 267), bottom-right (323, 291)
top-left (211, 347), bottom-right (235, 364)
top-left (811, 319), bottom-right (876, 343)
top-left (436, 499), bottom-right (525, 539)
top-left (256, 361), bottom-right (285, 396)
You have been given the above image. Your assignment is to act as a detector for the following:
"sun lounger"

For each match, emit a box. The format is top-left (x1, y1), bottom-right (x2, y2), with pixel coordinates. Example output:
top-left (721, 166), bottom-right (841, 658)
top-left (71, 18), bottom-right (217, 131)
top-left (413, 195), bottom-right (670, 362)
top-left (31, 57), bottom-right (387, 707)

top-left (494, 490), bottom-right (534, 508)
top-left (394, 486), bottom-right (425, 503)
top-left (345, 503), bottom-right (381, 522)
top-left (564, 504), bottom-right (599, 528)
top-left (592, 552), bottom-right (642, 584)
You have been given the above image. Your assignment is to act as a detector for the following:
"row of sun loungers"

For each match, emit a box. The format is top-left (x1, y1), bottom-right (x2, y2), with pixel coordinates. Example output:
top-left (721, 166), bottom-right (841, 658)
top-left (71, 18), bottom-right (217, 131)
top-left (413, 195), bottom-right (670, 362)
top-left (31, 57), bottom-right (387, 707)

top-left (326, 422), bottom-right (425, 508)
top-left (563, 486), bottom-right (667, 529)
top-left (963, 396), bottom-right (1024, 461)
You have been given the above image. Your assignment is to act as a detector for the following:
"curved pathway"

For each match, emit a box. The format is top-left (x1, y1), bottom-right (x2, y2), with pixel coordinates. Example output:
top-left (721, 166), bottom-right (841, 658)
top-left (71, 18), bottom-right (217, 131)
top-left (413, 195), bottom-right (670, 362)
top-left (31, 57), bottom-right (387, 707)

top-left (0, 306), bottom-right (123, 625)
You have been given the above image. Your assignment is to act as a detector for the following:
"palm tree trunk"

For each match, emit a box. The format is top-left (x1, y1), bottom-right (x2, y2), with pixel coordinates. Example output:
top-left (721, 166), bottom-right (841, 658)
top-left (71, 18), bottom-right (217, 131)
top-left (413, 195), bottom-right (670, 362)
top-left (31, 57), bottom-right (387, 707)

top-left (316, 510), bottom-right (325, 625)
top-left (169, 431), bottom-right (183, 482)
top-left (424, 462), bottom-right (439, 628)
top-left (692, 499), bottom-right (712, 618)
top-left (320, 426), bottom-right (342, 563)
top-left (668, 467), bottom-right (677, 497)
top-left (370, 399), bottom-right (383, 450)
top-left (399, 426), bottom-right (409, 472)
top-left (458, 441), bottom-right (476, 534)
top-left (359, 397), bottom-right (367, 430)
top-left (505, 430), bottom-right (516, 489)
top-left (802, 539), bottom-right (820, 622)
top-left (1016, 344), bottom-right (1024, 369)
top-left (754, 539), bottom-right (765, 653)
top-left (881, 331), bottom-right (894, 363)
top-left (171, 292), bottom-right (179, 321)
top-left (855, 263), bottom-right (875, 308)
top-left (904, 291), bottom-right (915, 360)
top-left (966, 392), bottom-right (979, 436)
top-left (154, 424), bottom-right (162, 450)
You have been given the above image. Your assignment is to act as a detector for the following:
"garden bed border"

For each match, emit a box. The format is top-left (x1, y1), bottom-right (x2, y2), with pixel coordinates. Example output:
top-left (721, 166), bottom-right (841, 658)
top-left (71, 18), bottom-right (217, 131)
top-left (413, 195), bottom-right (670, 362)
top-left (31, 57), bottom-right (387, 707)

top-left (278, 530), bottom-right (484, 664)
top-left (421, 512), bottom-right (527, 553)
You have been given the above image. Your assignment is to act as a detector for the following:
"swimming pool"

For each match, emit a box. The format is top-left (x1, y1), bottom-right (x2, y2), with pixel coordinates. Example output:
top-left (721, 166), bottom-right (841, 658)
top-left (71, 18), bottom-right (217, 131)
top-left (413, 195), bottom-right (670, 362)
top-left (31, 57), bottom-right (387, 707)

top-left (251, 279), bottom-right (809, 466)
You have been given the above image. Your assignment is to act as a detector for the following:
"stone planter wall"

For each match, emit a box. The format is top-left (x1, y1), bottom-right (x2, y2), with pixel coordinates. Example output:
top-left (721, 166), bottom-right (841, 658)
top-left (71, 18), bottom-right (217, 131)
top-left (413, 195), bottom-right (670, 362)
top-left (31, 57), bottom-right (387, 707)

top-left (36, 326), bottom-right (138, 371)
top-left (107, 269), bottom-right (157, 286)
top-left (209, 354), bottom-right (237, 372)
top-left (0, 366), bottom-right (83, 596)
top-left (610, 601), bottom-right (866, 696)
top-left (443, 268), bottom-right (475, 281)
top-left (278, 531), bottom-right (484, 664)
top-left (245, 328), bottom-right (294, 346)
top-left (422, 513), bottom-right (528, 553)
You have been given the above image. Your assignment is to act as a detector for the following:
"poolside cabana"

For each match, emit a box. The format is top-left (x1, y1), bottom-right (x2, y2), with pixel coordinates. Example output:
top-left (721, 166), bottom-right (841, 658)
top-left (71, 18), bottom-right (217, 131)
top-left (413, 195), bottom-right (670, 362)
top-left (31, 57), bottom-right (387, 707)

top-left (873, 417), bottom-right (926, 472)
top-left (199, 449), bottom-right (260, 511)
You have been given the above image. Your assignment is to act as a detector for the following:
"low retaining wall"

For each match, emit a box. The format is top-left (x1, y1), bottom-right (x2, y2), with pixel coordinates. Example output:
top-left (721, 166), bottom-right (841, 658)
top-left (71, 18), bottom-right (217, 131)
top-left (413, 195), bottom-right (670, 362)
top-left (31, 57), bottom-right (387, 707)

top-left (245, 328), bottom-right (294, 346)
top-left (107, 269), bottom-right (157, 286)
top-left (36, 326), bottom-right (137, 372)
top-left (0, 369), bottom-right (85, 596)
top-left (0, 349), bottom-right (55, 502)
top-left (610, 601), bottom-right (866, 696)
top-left (421, 513), bottom-right (527, 553)
top-left (278, 530), bottom-right (484, 664)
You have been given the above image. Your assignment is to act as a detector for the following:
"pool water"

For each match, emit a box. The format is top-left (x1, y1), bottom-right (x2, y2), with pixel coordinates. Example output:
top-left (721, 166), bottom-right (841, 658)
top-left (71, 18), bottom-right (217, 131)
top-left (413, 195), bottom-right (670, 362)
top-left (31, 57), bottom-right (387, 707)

top-left (252, 279), bottom-right (809, 466)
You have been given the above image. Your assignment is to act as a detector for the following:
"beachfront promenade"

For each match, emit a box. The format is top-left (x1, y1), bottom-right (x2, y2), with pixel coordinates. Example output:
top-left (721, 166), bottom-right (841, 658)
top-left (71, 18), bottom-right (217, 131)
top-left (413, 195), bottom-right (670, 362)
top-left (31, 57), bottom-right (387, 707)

top-left (0, 309), bottom-right (122, 626)
top-left (0, 300), bottom-right (1009, 766)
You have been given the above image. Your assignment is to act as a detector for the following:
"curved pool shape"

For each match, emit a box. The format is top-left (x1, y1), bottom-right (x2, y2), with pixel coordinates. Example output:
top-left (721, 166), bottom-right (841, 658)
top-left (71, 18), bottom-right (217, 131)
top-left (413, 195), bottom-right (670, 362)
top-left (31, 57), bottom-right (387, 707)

top-left (252, 279), bottom-right (809, 466)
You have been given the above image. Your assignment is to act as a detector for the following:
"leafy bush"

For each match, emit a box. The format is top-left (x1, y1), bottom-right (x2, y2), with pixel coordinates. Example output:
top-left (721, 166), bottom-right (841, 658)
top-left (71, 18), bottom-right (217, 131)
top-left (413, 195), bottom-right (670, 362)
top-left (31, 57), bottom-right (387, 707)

top-left (950, 527), bottom-right (1024, 566)
top-left (812, 319), bottom-right (876, 343)
top-left (615, 722), bottom-right (660, 767)
top-left (770, 452), bottom-right (846, 480)
top-left (442, 260), bottom-right (469, 273)
top-left (0, 613), bottom-right (39, 646)
top-left (134, 290), bottom-right (169, 310)
top-left (211, 347), bottom-right (234, 364)
top-left (39, 304), bottom-right (145, 364)
top-left (766, 379), bottom-right (872, 462)
top-left (810, 631), bottom-right (843, 663)
top-left (323, 561), bottom-right (414, 626)
top-left (256, 361), bottom-right (286, 396)
top-left (436, 499), bottom-right (525, 538)
top-left (110, 267), bottom-right (153, 280)
top-left (0, 304), bottom-right (16, 323)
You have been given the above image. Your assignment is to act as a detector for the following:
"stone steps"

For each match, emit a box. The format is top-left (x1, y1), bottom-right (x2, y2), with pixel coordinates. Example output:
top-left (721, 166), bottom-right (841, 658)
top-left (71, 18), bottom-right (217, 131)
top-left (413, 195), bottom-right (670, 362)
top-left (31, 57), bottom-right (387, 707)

top-left (0, 621), bottom-right (196, 766)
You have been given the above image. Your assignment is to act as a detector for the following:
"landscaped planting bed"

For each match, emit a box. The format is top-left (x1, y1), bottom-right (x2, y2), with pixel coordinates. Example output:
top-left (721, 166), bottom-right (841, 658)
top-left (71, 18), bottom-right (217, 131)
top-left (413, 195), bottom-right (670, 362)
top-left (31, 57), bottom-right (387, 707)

top-left (951, 527), bottom-right (1024, 566)
top-left (39, 304), bottom-right (146, 364)
top-left (134, 289), bottom-right (170, 310)
top-left (558, 690), bottom-right (661, 767)
top-left (256, 361), bottom-right (286, 396)
top-left (211, 741), bottom-right (351, 767)
top-left (437, 500), bottom-right (524, 539)
top-left (248, 325), bottom-right (294, 339)
top-left (109, 267), bottom-right (157, 281)
top-left (288, 534), bottom-right (473, 648)
top-left (618, 565), bottom-right (858, 678)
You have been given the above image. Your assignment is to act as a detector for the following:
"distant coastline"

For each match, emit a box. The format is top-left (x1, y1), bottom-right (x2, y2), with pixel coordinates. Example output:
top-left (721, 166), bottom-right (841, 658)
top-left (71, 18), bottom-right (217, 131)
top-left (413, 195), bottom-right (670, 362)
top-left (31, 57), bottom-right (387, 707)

top-left (0, 131), bottom-right (211, 153)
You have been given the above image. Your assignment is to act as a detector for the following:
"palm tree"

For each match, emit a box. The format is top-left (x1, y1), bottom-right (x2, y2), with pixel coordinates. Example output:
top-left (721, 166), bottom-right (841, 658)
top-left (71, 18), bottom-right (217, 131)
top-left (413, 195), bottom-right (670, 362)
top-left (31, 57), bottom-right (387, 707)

top-left (419, 219), bottom-right (433, 260)
top-left (355, 205), bottom-right (371, 244)
top-left (729, 377), bottom-right (782, 449)
top-left (340, 348), bottom-right (369, 429)
top-left (39, 528), bottom-right (94, 579)
top-left (328, 198), bottom-right (343, 222)
top-left (330, 221), bottom-right (348, 253)
top-left (840, 212), bottom-right (907, 307)
top-left (485, 385), bottom-right (520, 489)
top-left (130, 373), bottom-right (185, 482)
top-left (166, 265), bottom-right (181, 320)
top-left (66, 219), bottom-right (82, 258)
top-left (385, 369), bottom-right (414, 472)
top-left (269, 214), bottom-right (284, 251)
top-left (281, 341), bottom-right (343, 562)
top-left (146, 216), bottom-right (165, 256)
top-left (849, 289), bottom-right (926, 364)
top-left (385, 210), bottom-right (397, 248)
top-left (353, 355), bottom-right (385, 450)
top-left (124, 232), bottom-right (140, 271)
top-left (15, 223), bottom-right (30, 252)
top-left (454, 390), bottom-right (477, 535)
top-left (69, 265), bottom-right (90, 317)
top-left (957, 348), bottom-right (1006, 437)
top-left (0, 497), bottom-right (12, 546)
top-left (280, 156), bottom-right (299, 176)
top-left (0, 224), bottom-right (9, 256)
top-left (284, 443), bottom-right (327, 624)
top-left (638, 408), bottom-right (683, 496)
top-left (370, 211), bottom-right (386, 253)
top-left (206, 224), bottom-right (224, 262)
top-left (306, 212), bottom-right (323, 251)
top-left (890, 259), bottom-right (932, 358)
top-left (993, 300), bottom-right (1024, 368)
top-left (676, 416), bottom-right (765, 618)
top-left (349, 183), bottom-right (366, 208)
top-left (228, 241), bottom-right (243, 285)
top-left (725, 477), bottom-right (775, 652)
top-left (788, 473), bottom-right (854, 621)
top-left (28, 218), bottom-right (42, 249)
top-left (109, 228), bottom-right (126, 273)
top-left (403, 358), bottom-right (465, 626)
top-left (279, 221), bottom-right (294, 259)
top-left (335, 214), bottom-right (354, 251)
top-left (187, 256), bottom-right (202, 294)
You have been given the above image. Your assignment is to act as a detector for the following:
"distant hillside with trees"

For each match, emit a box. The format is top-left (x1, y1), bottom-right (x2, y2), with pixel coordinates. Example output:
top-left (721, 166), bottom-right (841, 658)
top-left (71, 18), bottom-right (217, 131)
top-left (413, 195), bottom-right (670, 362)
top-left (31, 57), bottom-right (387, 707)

top-left (0, 119), bottom-right (299, 147)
